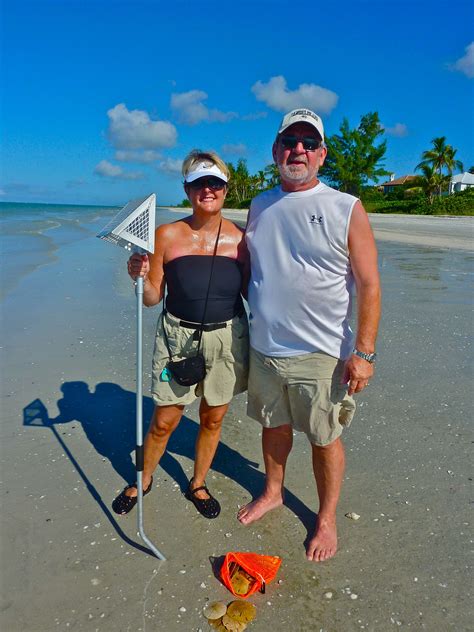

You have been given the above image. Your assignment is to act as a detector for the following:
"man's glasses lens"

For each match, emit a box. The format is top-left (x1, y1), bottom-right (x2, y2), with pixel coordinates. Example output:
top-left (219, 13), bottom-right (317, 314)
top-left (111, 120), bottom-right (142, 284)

top-left (280, 136), bottom-right (320, 151)
top-left (188, 177), bottom-right (226, 190)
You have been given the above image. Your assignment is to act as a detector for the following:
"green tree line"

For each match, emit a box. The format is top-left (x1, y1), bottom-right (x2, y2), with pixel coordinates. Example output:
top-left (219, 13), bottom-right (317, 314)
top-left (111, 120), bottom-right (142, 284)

top-left (177, 112), bottom-right (471, 214)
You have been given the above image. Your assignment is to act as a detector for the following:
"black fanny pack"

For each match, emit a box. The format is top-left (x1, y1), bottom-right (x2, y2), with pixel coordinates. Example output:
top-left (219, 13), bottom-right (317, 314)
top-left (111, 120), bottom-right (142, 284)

top-left (166, 354), bottom-right (206, 386)
top-left (162, 220), bottom-right (222, 387)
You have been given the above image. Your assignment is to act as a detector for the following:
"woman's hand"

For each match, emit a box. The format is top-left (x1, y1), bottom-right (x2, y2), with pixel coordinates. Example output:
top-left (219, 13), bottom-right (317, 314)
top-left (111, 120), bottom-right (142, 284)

top-left (127, 253), bottom-right (150, 280)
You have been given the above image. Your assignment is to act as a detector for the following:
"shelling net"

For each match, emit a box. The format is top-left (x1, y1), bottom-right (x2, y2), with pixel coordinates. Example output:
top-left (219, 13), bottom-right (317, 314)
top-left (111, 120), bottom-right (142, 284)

top-left (97, 193), bottom-right (156, 253)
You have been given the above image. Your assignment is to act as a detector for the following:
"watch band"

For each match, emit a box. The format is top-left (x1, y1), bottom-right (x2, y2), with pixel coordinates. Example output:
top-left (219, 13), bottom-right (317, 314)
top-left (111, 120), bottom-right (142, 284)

top-left (352, 348), bottom-right (377, 363)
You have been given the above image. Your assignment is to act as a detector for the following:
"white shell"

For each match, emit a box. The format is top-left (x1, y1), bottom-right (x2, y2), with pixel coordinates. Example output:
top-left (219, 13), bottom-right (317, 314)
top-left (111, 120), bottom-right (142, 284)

top-left (202, 601), bottom-right (227, 620)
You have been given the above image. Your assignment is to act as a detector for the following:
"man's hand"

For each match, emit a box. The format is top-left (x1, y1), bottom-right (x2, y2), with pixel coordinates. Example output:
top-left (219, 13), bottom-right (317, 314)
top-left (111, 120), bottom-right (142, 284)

top-left (342, 354), bottom-right (374, 395)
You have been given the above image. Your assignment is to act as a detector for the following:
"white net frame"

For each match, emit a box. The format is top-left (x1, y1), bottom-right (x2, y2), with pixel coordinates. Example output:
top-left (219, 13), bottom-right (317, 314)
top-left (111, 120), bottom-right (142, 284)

top-left (97, 193), bottom-right (156, 253)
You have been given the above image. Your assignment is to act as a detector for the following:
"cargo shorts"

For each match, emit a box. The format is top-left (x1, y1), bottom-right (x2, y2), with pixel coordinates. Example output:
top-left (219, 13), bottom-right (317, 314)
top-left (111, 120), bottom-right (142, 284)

top-left (151, 310), bottom-right (249, 407)
top-left (247, 347), bottom-right (356, 446)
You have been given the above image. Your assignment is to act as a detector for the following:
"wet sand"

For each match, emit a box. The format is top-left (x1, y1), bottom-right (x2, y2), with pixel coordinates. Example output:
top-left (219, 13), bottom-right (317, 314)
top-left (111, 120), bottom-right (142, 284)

top-left (1, 213), bottom-right (472, 631)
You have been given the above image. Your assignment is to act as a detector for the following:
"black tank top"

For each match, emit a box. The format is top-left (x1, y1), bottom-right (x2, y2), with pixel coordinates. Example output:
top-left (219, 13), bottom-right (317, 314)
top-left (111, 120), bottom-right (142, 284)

top-left (164, 255), bottom-right (244, 323)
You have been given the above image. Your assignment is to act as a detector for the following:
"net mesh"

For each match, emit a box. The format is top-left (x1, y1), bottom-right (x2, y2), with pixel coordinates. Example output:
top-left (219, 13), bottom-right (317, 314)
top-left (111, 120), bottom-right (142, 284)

top-left (126, 208), bottom-right (149, 241)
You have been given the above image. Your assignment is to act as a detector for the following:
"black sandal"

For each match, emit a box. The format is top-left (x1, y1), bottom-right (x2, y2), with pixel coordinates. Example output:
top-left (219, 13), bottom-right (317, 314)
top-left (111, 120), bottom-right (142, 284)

top-left (185, 479), bottom-right (221, 519)
top-left (112, 477), bottom-right (153, 515)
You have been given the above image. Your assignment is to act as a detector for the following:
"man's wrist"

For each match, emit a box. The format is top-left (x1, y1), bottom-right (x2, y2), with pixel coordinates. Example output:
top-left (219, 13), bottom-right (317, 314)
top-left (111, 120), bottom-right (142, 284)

top-left (352, 348), bottom-right (377, 363)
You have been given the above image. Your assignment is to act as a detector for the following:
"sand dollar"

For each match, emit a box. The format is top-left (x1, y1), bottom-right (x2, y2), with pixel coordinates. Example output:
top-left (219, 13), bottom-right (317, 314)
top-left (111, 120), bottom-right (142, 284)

top-left (230, 570), bottom-right (251, 595)
top-left (226, 600), bottom-right (256, 623)
top-left (203, 601), bottom-right (227, 620)
top-left (209, 617), bottom-right (228, 631)
top-left (222, 613), bottom-right (247, 631)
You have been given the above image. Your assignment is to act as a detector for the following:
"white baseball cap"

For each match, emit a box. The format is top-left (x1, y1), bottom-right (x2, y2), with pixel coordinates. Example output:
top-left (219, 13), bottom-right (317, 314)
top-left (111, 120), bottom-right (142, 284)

top-left (278, 108), bottom-right (324, 141)
top-left (184, 161), bottom-right (228, 183)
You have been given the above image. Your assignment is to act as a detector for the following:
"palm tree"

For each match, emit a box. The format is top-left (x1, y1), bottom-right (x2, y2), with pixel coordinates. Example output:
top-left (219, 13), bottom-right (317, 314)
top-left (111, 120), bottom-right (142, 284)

top-left (415, 136), bottom-right (464, 195)
top-left (263, 163), bottom-right (280, 188)
top-left (415, 164), bottom-right (449, 204)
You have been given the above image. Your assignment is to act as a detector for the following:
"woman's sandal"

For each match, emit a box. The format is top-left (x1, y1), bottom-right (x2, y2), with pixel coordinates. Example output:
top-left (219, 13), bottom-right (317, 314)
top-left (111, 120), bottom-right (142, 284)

top-left (112, 477), bottom-right (153, 515)
top-left (185, 479), bottom-right (221, 519)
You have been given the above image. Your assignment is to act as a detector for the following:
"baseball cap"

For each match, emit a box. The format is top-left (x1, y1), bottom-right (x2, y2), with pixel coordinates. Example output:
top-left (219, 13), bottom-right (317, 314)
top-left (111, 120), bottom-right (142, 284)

top-left (277, 108), bottom-right (324, 141)
top-left (184, 161), bottom-right (228, 184)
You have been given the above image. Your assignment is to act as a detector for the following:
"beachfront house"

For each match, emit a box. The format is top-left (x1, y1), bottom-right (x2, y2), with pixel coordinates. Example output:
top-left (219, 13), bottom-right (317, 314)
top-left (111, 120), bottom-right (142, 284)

top-left (380, 174), bottom-right (417, 194)
top-left (448, 172), bottom-right (474, 194)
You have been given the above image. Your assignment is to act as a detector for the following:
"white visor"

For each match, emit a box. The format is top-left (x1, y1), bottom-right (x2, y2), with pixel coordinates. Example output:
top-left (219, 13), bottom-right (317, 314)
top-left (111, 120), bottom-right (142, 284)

top-left (184, 161), bottom-right (228, 184)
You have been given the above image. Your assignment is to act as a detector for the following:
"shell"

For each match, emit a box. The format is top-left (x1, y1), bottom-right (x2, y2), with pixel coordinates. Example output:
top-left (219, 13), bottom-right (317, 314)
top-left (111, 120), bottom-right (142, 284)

top-left (222, 614), bottom-right (247, 631)
top-left (345, 512), bottom-right (360, 521)
top-left (226, 600), bottom-right (257, 623)
top-left (203, 601), bottom-right (228, 620)
top-left (209, 617), bottom-right (227, 631)
top-left (230, 570), bottom-right (252, 595)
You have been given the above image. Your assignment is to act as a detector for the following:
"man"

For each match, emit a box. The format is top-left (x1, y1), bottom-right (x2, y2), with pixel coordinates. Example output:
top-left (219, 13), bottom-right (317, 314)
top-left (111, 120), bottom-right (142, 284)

top-left (238, 108), bottom-right (381, 562)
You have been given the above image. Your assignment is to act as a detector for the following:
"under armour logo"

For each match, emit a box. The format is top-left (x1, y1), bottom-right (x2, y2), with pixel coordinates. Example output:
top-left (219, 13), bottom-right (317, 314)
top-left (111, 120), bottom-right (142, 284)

top-left (309, 215), bottom-right (323, 224)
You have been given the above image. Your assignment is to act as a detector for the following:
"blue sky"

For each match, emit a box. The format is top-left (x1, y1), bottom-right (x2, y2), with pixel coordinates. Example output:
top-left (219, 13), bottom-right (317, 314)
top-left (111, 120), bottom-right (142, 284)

top-left (1, 0), bottom-right (473, 206)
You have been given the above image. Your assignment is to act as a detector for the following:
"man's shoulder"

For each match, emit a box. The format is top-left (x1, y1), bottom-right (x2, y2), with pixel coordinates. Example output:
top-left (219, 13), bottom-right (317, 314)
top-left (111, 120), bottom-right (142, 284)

top-left (251, 186), bottom-right (281, 207)
top-left (318, 182), bottom-right (359, 204)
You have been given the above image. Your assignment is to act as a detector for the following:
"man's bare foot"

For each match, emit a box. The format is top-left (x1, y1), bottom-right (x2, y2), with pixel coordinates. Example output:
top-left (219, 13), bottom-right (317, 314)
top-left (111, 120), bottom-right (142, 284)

top-left (306, 517), bottom-right (338, 562)
top-left (237, 493), bottom-right (283, 525)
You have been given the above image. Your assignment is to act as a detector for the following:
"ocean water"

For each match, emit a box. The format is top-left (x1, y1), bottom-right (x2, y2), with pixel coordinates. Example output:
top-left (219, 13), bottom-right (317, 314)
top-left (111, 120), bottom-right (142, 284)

top-left (0, 202), bottom-right (182, 300)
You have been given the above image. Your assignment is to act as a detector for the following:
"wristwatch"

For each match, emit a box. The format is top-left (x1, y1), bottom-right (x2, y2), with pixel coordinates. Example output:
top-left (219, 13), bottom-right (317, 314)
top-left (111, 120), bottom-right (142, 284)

top-left (352, 348), bottom-right (377, 363)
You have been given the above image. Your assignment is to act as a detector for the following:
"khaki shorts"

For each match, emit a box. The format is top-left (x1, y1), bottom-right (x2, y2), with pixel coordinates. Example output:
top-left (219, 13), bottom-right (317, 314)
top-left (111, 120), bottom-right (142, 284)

top-left (247, 347), bottom-right (356, 446)
top-left (151, 310), bottom-right (249, 407)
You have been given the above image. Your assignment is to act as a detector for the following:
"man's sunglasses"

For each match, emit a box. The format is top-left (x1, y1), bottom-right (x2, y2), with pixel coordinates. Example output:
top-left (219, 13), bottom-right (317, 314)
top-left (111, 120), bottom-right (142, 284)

top-left (280, 136), bottom-right (321, 151)
top-left (187, 176), bottom-right (227, 191)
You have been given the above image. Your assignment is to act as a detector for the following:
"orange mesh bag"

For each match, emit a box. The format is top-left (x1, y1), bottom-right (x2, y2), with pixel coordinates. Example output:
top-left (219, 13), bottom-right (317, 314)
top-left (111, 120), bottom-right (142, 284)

top-left (220, 551), bottom-right (282, 598)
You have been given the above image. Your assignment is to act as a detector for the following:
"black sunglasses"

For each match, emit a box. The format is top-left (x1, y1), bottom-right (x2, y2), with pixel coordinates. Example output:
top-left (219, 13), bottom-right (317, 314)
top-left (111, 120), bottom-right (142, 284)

top-left (187, 176), bottom-right (227, 191)
top-left (280, 135), bottom-right (321, 151)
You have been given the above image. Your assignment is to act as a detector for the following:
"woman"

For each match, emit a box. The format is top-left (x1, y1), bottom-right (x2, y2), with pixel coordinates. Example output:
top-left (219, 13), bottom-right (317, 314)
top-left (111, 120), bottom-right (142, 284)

top-left (112, 150), bottom-right (249, 519)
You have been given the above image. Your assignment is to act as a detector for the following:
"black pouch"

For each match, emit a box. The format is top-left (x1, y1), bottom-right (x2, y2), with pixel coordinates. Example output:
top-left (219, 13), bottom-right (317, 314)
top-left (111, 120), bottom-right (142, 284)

top-left (167, 354), bottom-right (206, 386)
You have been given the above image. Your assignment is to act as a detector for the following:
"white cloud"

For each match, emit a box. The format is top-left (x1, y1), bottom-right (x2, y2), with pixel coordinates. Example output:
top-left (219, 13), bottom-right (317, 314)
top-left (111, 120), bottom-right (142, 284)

top-left (242, 111), bottom-right (268, 121)
top-left (115, 150), bottom-right (161, 163)
top-left (450, 42), bottom-right (474, 78)
top-left (171, 90), bottom-right (238, 125)
top-left (383, 123), bottom-right (408, 137)
top-left (251, 76), bottom-right (338, 114)
top-left (107, 104), bottom-right (177, 150)
top-left (222, 143), bottom-right (247, 155)
top-left (94, 160), bottom-right (144, 180)
top-left (156, 158), bottom-right (183, 176)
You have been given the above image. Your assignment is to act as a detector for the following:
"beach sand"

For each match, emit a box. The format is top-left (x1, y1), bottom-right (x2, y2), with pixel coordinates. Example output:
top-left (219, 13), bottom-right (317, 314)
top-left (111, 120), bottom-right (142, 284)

top-left (1, 209), bottom-right (472, 631)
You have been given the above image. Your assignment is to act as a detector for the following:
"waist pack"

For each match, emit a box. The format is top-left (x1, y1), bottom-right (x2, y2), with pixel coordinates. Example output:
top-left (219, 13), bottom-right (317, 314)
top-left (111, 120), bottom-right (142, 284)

top-left (220, 551), bottom-right (282, 598)
top-left (166, 354), bottom-right (206, 387)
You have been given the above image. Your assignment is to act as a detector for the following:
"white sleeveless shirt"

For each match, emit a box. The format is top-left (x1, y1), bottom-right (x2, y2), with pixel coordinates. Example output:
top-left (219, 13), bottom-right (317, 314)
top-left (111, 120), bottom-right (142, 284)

top-left (246, 182), bottom-right (358, 360)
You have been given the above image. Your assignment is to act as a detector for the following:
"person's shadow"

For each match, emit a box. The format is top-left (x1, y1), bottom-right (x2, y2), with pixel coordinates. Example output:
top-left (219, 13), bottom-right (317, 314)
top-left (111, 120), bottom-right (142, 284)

top-left (23, 381), bottom-right (316, 553)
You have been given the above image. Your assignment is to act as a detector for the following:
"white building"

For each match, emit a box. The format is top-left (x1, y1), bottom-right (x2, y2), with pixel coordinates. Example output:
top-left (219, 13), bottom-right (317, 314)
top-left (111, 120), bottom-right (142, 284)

top-left (449, 172), bottom-right (474, 194)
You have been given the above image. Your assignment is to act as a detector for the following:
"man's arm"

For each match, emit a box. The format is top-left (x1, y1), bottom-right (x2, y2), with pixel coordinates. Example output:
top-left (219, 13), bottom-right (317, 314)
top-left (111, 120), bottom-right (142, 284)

top-left (344, 201), bottom-right (381, 395)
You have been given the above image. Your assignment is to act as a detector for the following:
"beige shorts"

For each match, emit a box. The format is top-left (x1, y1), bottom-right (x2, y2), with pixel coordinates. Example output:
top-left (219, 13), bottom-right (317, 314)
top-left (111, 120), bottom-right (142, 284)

top-left (247, 347), bottom-right (356, 446)
top-left (151, 310), bottom-right (249, 407)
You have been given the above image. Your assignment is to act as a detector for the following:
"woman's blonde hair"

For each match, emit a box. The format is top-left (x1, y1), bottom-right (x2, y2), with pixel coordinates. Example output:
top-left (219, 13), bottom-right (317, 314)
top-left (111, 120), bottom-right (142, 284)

top-left (182, 149), bottom-right (230, 182)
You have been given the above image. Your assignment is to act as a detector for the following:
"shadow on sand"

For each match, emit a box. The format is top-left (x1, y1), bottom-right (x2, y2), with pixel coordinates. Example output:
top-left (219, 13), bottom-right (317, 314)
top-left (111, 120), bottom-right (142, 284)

top-left (23, 381), bottom-right (316, 555)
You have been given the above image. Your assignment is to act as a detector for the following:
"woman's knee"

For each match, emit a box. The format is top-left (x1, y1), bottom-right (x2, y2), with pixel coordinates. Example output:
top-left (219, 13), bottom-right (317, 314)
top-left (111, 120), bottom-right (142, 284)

top-left (149, 407), bottom-right (182, 438)
top-left (199, 414), bottom-right (224, 433)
